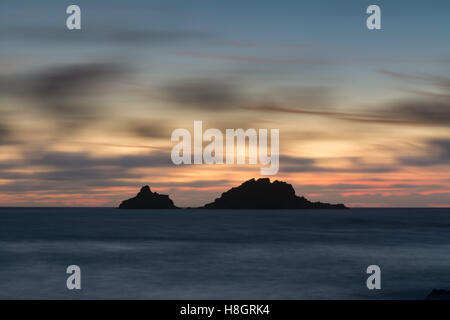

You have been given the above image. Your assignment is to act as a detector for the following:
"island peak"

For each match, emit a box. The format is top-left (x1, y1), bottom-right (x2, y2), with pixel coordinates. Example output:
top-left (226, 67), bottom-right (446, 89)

top-left (118, 185), bottom-right (177, 209)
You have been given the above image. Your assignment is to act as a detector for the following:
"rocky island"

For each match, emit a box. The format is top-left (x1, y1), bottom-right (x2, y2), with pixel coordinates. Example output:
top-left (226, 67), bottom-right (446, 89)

top-left (118, 186), bottom-right (177, 209)
top-left (118, 178), bottom-right (346, 209)
top-left (202, 178), bottom-right (346, 209)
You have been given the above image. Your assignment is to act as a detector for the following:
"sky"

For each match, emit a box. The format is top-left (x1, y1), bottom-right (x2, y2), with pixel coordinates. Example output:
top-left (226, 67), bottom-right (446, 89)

top-left (0, 0), bottom-right (449, 207)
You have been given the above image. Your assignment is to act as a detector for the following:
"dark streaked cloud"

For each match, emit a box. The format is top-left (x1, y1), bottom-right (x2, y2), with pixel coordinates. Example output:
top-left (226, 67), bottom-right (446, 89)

top-left (387, 100), bottom-right (450, 126)
top-left (399, 139), bottom-right (450, 166)
top-left (0, 149), bottom-right (173, 194)
top-left (171, 51), bottom-right (450, 66)
top-left (0, 149), bottom-right (171, 179)
top-left (1, 62), bottom-right (128, 132)
top-left (244, 98), bottom-right (450, 126)
top-left (30, 63), bottom-right (125, 117)
top-left (292, 183), bottom-right (448, 197)
top-left (0, 121), bottom-right (13, 145)
top-left (241, 68), bottom-right (450, 127)
top-left (139, 179), bottom-right (234, 189)
top-left (108, 29), bottom-right (210, 45)
top-left (31, 63), bottom-right (124, 98)
top-left (26, 150), bottom-right (172, 170)
top-left (377, 69), bottom-right (450, 90)
top-left (243, 104), bottom-right (411, 125)
top-left (125, 120), bottom-right (173, 139)
top-left (1, 26), bottom-right (211, 46)
top-left (163, 78), bottom-right (241, 110)
top-left (170, 51), bottom-right (328, 65)
top-left (332, 192), bottom-right (450, 208)
top-left (280, 155), bottom-right (397, 173)
top-left (273, 85), bottom-right (335, 108)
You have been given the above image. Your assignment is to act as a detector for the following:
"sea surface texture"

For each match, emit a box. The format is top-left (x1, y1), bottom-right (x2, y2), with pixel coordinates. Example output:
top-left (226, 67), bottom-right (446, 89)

top-left (0, 208), bottom-right (449, 299)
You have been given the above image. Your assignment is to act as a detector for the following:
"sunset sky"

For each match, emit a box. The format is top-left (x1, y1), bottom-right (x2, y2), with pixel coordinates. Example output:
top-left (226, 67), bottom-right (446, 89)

top-left (0, 0), bottom-right (449, 207)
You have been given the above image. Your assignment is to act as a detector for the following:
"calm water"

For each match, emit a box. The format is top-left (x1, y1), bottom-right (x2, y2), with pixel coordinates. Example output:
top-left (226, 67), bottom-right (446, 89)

top-left (0, 207), bottom-right (449, 299)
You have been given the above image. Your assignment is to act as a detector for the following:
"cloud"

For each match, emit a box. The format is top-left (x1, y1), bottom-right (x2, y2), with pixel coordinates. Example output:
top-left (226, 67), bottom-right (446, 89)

top-left (240, 69), bottom-right (450, 127)
top-left (26, 150), bottom-right (172, 170)
top-left (125, 120), bottom-right (172, 139)
top-left (336, 192), bottom-right (450, 208)
top-left (139, 179), bottom-right (234, 189)
top-left (32, 63), bottom-right (123, 97)
top-left (0, 62), bottom-right (128, 132)
top-left (170, 51), bottom-right (450, 66)
top-left (291, 183), bottom-right (449, 201)
top-left (279, 155), bottom-right (397, 173)
top-left (216, 40), bottom-right (325, 49)
top-left (0, 149), bottom-right (174, 194)
top-left (170, 51), bottom-right (328, 65)
top-left (242, 104), bottom-right (411, 125)
top-left (0, 149), bottom-right (172, 179)
top-left (163, 78), bottom-right (241, 110)
top-left (0, 113), bottom-right (23, 146)
top-left (273, 85), bottom-right (335, 108)
top-left (30, 63), bottom-right (125, 110)
top-left (386, 100), bottom-right (450, 126)
top-left (0, 121), bottom-right (12, 145)
top-left (377, 69), bottom-right (450, 90)
top-left (244, 98), bottom-right (450, 127)
top-left (1, 26), bottom-right (210, 46)
top-left (399, 139), bottom-right (450, 166)
top-left (108, 29), bottom-right (210, 45)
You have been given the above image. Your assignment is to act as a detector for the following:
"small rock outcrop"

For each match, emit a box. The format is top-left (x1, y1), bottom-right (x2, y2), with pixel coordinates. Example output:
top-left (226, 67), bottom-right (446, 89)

top-left (118, 186), bottom-right (176, 209)
top-left (202, 178), bottom-right (347, 209)
top-left (425, 289), bottom-right (450, 300)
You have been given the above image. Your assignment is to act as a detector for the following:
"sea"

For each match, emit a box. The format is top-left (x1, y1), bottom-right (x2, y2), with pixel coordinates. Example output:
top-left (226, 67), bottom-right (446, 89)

top-left (0, 207), bottom-right (449, 299)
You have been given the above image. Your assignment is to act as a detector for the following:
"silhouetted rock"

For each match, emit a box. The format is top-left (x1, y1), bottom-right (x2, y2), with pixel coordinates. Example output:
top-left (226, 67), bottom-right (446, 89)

top-left (118, 186), bottom-right (177, 209)
top-left (425, 289), bottom-right (450, 300)
top-left (202, 178), bottom-right (347, 209)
